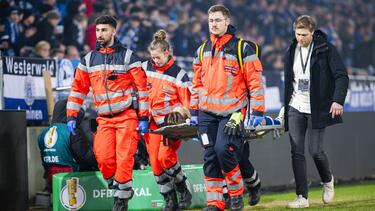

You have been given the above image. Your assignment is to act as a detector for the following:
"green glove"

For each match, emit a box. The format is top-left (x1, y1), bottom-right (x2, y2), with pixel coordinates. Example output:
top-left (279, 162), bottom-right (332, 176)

top-left (224, 112), bottom-right (244, 136)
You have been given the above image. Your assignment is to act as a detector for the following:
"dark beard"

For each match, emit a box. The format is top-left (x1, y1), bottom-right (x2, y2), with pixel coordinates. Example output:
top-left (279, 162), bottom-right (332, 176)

top-left (97, 38), bottom-right (110, 48)
top-left (100, 40), bottom-right (110, 48)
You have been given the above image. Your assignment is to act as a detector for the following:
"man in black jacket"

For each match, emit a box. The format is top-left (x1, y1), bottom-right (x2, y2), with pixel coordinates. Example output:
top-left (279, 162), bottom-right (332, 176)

top-left (283, 15), bottom-right (349, 208)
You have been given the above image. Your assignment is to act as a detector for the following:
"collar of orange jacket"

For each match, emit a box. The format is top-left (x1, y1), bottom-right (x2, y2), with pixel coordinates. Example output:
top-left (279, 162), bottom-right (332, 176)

top-left (210, 34), bottom-right (233, 51)
top-left (152, 56), bottom-right (174, 72)
top-left (96, 37), bottom-right (122, 54)
top-left (210, 24), bottom-right (236, 51)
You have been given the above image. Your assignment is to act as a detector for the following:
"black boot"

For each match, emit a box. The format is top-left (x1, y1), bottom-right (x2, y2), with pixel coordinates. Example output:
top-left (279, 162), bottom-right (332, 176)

top-left (230, 195), bottom-right (243, 211)
top-left (201, 205), bottom-right (222, 211)
top-left (161, 190), bottom-right (180, 211)
top-left (248, 183), bottom-right (261, 206)
top-left (223, 193), bottom-right (230, 209)
top-left (112, 197), bottom-right (128, 211)
top-left (108, 178), bottom-right (116, 189)
top-left (176, 181), bottom-right (192, 209)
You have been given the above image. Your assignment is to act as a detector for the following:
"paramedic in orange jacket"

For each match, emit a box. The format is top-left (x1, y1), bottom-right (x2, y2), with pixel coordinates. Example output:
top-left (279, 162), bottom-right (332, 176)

top-left (190, 5), bottom-right (265, 211)
top-left (66, 15), bottom-right (149, 211)
top-left (142, 30), bottom-right (192, 211)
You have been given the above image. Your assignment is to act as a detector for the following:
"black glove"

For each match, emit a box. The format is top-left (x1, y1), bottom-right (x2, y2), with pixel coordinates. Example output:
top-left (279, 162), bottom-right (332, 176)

top-left (223, 112), bottom-right (245, 136)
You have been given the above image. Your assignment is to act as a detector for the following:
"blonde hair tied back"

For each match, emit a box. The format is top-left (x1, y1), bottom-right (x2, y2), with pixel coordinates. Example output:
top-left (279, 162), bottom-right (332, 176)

top-left (154, 30), bottom-right (167, 41)
top-left (149, 29), bottom-right (170, 52)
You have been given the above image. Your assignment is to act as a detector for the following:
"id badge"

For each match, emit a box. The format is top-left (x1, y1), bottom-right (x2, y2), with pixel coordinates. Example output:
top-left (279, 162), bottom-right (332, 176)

top-left (298, 79), bottom-right (309, 92)
top-left (201, 133), bottom-right (209, 146)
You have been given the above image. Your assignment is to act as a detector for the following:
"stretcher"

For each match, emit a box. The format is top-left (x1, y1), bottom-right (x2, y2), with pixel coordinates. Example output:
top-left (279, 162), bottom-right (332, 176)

top-left (243, 124), bottom-right (284, 142)
top-left (150, 123), bottom-right (198, 140)
top-left (150, 122), bottom-right (284, 142)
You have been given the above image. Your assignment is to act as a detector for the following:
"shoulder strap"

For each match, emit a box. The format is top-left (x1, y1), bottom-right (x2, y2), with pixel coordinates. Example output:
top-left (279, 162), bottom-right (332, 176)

top-left (238, 39), bottom-right (261, 119)
top-left (199, 40), bottom-right (207, 63)
top-left (200, 38), bottom-right (259, 74)
top-left (237, 38), bottom-right (244, 74)
top-left (237, 39), bottom-right (260, 74)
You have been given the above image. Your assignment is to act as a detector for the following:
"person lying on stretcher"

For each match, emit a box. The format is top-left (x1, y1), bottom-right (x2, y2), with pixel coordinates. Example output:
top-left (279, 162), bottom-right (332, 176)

top-left (243, 107), bottom-right (285, 140)
top-left (245, 107), bottom-right (284, 128)
top-left (163, 106), bottom-right (192, 126)
top-left (158, 107), bottom-right (284, 141)
top-left (164, 106), bottom-right (284, 126)
top-left (153, 106), bottom-right (198, 141)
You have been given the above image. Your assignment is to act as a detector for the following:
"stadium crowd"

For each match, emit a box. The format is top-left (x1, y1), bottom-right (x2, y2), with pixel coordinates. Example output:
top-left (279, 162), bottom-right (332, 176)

top-left (0, 0), bottom-right (374, 75)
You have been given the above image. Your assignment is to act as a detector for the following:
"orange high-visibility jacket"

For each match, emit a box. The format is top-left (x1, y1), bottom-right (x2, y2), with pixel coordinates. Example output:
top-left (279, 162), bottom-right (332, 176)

top-left (67, 38), bottom-right (149, 120)
top-left (142, 57), bottom-right (191, 125)
top-left (191, 26), bottom-right (265, 116)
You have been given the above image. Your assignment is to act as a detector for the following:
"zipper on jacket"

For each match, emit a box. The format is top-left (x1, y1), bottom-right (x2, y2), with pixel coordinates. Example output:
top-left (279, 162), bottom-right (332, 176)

top-left (104, 48), bottom-right (113, 115)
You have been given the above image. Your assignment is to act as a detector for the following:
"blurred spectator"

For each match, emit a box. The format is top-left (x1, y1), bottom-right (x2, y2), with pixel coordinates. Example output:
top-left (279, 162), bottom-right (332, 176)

top-left (118, 15), bottom-right (152, 57)
top-left (85, 1), bottom-right (106, 50)
top-left (18, 9), bottom-right (38, 57)
top-left (338, 19), bottom-right (356, 66)
top-left (36, 99), bottom-right (98, 207)
top-left (34, 10), bottom-right (60, 48)
top-left (85, 22), bottom-right (97, 50)
top-left (66, 45), bottom-right (80, 69)
top-left (64, 1), bottom-right (88, 51)
top-left (155, 9), bottom-right (170, 29)
top-left (101, 0), bottom-right (116, 16)
top-left (353, 27), bottom-right (374, 70)
top-left (65, 0), bottom-right (87, 21)
top-left (0, 19), bottom-right (10, 54)
top-left (263, 36), bottom-right (285, 71)
top-left (0, 1), bottom-right (10, 20)
top-left (52, 42), bottom-right (66, 59)
top-left (35, 99), bottom-right (79, 208)
top-left (83, 0), bottom-right (96, 17)
top-left (64, 14), bottom-right (88, 51)
top-left (188, 20), bottom-right (206, 55)
top-left (66, 45), bottom-right (79, 59)
top-left (2, 0), bottom-right (373, 74)
top-left (171, 23), bottom-right (190, 56)
top-left (19, 9), bottom-right (37, 48)
top-left (38, 0), bottom-right (58, 17)
top-left (3, 6), bottom-right (22, 56)
top-left (34, 40), bottom-right (51, 59)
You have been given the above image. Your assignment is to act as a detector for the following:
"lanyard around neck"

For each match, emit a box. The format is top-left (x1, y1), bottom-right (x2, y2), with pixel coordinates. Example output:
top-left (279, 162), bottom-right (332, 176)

top-left (299, 43), bottom-right (313, 74)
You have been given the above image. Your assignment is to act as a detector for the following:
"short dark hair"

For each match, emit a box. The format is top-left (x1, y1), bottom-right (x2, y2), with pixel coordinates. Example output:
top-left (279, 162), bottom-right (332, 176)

top-left (293, 15), bottom-right (317, 32)
top-left (95, 15), bottom-right (117, 29)
top-left (208, 4), bottom-right (231, 18)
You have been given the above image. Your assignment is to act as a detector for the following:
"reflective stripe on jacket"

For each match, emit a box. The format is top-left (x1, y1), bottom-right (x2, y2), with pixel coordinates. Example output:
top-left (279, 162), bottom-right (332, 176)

top-left (191, 25), bottom-right (265, 116)
top-left (142, 57), bottom-right (191, 125)
top-left (67, 38), bottom-right (149, 119)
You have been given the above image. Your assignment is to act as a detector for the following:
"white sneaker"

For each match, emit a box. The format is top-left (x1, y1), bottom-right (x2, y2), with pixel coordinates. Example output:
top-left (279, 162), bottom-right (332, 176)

top-left (287, 195), bottom-right (309, 208)
top-left (323, 176), bottom-right (335, 204)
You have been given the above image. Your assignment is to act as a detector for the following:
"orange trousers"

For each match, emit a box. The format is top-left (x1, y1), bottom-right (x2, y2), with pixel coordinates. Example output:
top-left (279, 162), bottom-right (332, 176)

top-left (93, 109), bottom-right (139, 183)
top-left (143, 121), bottom-right (181, 175)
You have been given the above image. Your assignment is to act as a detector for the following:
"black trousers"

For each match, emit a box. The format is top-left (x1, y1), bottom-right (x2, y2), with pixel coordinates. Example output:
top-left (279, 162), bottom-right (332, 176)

top-left (288, 106), bottom-right (332, 199)
top-left (198, 111), bottom-right (243, 178)
top-left (239, 142), bottom-right (261, 190)
top-left (239, 142), bottom-right (255, 178)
